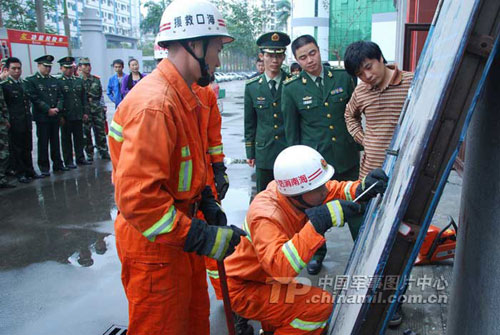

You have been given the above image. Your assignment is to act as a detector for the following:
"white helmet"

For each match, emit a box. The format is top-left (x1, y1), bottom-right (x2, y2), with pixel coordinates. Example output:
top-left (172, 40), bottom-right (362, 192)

top-left (154, 35), bottom-right (168, 60)
top-left (156, 0), bottom-right (234, 46)
top-left (273, 145), bottom-right (335, 196)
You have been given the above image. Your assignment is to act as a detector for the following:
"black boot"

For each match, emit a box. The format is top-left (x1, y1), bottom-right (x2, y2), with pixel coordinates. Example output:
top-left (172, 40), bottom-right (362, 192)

top-left (234, 312), bottom-right (254, 335)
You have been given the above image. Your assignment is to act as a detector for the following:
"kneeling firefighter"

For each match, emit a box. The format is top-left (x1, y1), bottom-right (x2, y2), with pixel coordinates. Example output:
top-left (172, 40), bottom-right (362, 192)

top-left (224, 145), bottom-right (388, 334)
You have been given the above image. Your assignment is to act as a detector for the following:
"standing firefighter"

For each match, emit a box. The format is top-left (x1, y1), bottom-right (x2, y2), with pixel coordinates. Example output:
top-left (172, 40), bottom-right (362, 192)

top-left (79, 57), bottom-right (110, 161)
top-left (108, 1), bottom-right (245, 334)
top-left (57, 56), bottom-right (91, 168)
top-left (225, 145), bottom-right (388, 334)
top-left (245, 31), bottom-right (291, 193)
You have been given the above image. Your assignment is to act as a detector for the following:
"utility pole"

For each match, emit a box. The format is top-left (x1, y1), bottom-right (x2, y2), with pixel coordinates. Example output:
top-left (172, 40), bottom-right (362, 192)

top-left (447, 47), bottom-right (500, 334)
top-left (35, 0), bottom-right (46, 32)
top-left (63, 0), bottom-right (72, 55)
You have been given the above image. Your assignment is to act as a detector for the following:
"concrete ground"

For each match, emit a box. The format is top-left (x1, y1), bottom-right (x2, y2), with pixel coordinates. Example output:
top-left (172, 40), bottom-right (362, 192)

top-left (0, 79), bottom-right (458, 335)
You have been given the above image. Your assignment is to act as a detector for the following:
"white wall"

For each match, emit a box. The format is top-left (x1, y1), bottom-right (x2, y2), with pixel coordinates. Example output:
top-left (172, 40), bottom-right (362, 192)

top-left (371, 12), bottom-right (397, 63)
top-left (11, 43), bottom-right (70, 77)
top-left (290, 0), bottom-right (330, 63)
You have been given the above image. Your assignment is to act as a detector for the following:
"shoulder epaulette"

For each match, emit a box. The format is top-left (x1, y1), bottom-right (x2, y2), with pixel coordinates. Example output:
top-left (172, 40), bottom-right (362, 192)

top-left (283, 75), bottom-right (299, 85)
top-left (246, 75), bottom-right (260, 85)
top-left (93, 74), bottom-right (101, 79)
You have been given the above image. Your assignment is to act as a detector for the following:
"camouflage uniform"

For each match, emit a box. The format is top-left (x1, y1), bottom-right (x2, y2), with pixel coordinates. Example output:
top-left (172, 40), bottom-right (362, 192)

top-left (0, 87), bottom-right (10, 185)
top-left (81, 73), bottom-right (109, 160)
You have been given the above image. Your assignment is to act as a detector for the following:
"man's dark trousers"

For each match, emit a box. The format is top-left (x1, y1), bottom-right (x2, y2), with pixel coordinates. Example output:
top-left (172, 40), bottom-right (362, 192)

top-left (61, 120), bottom-right (85, 165)
top-left (36, 122), bottom-right (64, 172)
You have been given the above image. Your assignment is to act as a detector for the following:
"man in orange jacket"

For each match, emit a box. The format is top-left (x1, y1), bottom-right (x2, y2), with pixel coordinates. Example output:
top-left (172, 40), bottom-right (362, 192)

top-left (192, 82), bottom-right (227, 298)
top-left (225, 145), bottom-right (388, 334)
top-left (108, 1), bottom-right (246, 334)
top-left (193, 81), bottom-right (229, 202)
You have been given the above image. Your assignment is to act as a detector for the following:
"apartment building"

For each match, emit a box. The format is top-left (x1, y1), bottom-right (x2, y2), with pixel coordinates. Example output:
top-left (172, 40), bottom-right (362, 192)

top-left (46, 0), bottom-right (141, 47)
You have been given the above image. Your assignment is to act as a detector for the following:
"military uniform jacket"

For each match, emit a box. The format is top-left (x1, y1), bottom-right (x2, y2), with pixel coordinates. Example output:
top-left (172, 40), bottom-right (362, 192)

top-left (24, 72), bottom-right (64, 123)
top-left (245, 71), bottom-right (289, 170)
top-left (282, 67), bottom-right (360, 174)
top-left (1, 77), bottom-right (32, 131)
top-left (81, 74), bottom-right (103, 114)
top-left (58, 75), bottom-right (88, 121)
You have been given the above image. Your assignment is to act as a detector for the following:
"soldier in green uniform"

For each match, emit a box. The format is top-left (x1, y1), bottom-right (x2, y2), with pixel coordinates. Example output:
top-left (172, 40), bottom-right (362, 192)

top-left (25, 55), bottom-right (68, 176)
top-left (245, 31), bottom-right (291, 193)
top-left (282, 35), bottom-right (361, 275)
top-left (78, 57), bottom-right (110, 161)
top-left (1, 57), bottom-right (41, 183)
top-left (57, 56), bottom-right (92, 168)
top-left (0, 77), bottom-right (15, 188)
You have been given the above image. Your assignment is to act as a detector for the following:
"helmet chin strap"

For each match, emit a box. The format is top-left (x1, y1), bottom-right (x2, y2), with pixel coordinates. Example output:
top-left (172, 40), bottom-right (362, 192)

top-left (291, 195), bottom-right (315, 211)
top-left (180, 38), bottom-right (212, 87)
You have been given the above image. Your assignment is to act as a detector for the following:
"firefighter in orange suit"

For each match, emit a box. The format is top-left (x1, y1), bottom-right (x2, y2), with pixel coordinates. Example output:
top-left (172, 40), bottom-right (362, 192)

top-left (193, 82), bottom-right (229, 202)
top-left (108, 1), bottom-right (246, 334)
top-left (192, 82), bottom-right (228, 301)
top-left (225, 145), bottom-right (388, 334)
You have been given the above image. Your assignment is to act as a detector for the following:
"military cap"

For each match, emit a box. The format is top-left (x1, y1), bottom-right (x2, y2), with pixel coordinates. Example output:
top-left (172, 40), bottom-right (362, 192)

top-left (78, 57), bottom-right (91, 65)
top-left (256, 32), bottom-right (290, 54)
top-left (58, 56), bottom-right (75, 67)
top-left (34, 55), bottom-right (55, 66)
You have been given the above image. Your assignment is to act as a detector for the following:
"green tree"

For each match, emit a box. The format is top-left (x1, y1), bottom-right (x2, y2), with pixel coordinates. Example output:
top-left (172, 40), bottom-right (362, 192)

top-left (0, 0), bottom-right (56, 33)
top-left (275, 0), bottom-right (291, 31)
top-left (140, 0), bottom-right (171, 35)
top-left (215, 0), bottom-right (270, 57)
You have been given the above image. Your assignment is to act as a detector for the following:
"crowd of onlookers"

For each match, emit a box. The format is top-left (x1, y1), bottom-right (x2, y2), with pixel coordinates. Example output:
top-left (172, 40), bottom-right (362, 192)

top-left (0, 56), bottom-right (146, 189)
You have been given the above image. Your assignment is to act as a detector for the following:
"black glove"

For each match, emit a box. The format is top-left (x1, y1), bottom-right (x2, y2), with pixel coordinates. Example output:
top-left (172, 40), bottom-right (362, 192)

top-left (184, 218), bottom-right (247, 261)
top-left (213, 162), bottom-right (229, 200)
top-left (200, 186), bottom-right (227, 226)
top-left (305, 200), bottom-right (363, 235)
top-left (355, 168), bottom-right (389, 202)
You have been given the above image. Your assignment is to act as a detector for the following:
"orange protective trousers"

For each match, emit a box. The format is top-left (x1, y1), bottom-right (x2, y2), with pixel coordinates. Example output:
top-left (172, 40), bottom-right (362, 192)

top-left (118, 242), bottom-right (209, 334)
top-left (229, 278), bottom-right (332, 334)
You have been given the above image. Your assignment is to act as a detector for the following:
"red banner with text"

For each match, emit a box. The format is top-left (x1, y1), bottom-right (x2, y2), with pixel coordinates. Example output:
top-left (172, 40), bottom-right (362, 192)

top-left (7, 29), bottom-right (69, 47)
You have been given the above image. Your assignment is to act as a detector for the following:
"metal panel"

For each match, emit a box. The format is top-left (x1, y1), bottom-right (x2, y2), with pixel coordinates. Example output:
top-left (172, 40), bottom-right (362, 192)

top-left (328, 0), bottom-right (500, 333)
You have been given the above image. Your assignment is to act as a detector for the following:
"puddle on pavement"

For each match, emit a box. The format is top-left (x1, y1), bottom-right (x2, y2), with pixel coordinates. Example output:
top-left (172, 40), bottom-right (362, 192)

top-left (0, 169), bottom-right (116, 270)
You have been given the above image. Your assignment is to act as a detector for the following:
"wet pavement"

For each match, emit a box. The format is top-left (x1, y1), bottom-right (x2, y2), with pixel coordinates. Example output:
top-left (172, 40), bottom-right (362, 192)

top-left (0, 79), bottom-right (458, 335)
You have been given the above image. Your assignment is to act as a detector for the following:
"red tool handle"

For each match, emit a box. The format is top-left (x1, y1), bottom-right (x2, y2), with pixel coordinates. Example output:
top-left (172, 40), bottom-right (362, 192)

top-left (217, 260), bottom-right (236, 335)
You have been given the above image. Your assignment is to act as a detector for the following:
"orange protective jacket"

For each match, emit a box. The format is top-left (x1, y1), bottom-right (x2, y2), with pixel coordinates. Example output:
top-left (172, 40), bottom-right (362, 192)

top-left (109, 59), bottom-right (208, 260)
top-left (225, 179), bottom-right (360, 283)
top-left (192, 83), bottom-right (224, 198)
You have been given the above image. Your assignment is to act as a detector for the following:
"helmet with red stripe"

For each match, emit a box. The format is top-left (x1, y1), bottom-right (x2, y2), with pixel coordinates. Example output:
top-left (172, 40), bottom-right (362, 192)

top-left (156, 0), bottom-right (233, 46)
